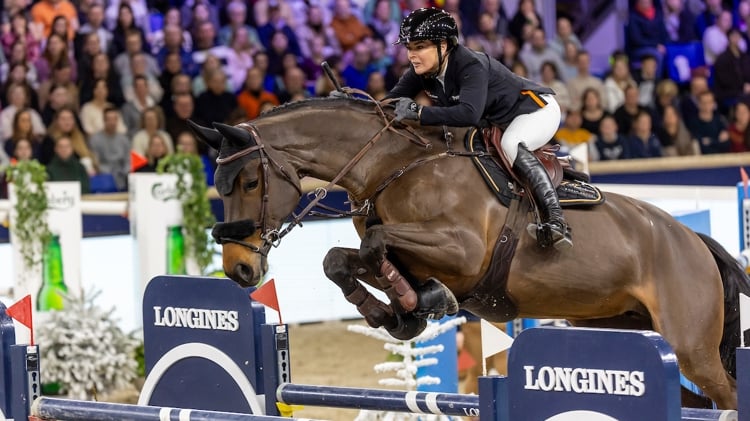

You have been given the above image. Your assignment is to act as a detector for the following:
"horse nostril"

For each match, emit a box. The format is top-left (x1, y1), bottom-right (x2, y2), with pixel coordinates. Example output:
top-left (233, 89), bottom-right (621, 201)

top-left (233, 263), bottom-right (254, 285)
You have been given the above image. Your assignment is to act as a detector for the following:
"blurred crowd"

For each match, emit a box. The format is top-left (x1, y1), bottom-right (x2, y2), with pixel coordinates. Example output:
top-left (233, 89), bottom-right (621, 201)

top-left (0, 0), bottom-right (749, 197)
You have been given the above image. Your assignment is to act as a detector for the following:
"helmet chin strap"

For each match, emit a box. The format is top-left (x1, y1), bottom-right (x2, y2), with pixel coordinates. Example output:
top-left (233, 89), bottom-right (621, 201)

top-left (427, 41), bottom-right (447, 79)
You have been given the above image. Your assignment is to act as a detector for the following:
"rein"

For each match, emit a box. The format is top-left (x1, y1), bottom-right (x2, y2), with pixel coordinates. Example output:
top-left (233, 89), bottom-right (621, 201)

top-left (217, 88), bottom-right (488, 255)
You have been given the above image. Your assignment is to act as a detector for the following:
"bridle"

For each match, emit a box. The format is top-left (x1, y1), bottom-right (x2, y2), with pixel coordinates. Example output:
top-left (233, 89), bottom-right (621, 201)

top-left (213, 88), bottom-right (487, 255)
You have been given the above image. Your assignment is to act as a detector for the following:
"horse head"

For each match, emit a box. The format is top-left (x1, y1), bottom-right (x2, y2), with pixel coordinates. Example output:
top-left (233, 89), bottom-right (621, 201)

top-left (188, 120), bottom-right (302, 286)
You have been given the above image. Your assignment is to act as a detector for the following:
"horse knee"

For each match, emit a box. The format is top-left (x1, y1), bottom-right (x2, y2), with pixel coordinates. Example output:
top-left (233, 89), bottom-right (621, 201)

top-left (359, 229), bottom-right (386, 269)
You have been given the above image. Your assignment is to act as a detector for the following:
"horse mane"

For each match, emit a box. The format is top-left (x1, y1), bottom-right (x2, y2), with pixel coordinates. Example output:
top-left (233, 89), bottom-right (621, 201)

top-left (258, 97), bottom-right (388, 118)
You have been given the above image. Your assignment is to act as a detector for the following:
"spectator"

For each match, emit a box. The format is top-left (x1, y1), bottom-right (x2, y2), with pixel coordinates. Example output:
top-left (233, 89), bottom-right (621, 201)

top-left (277, 66), bottom-right (310, 103)
top-left (680, 74), bottom-right (710, 124)
top-left (703, 9), bottom-right (741, 66)
top-left (10, 138), bottom-right (35, 162)
top-left (150, 7), bottom-right (193, 57)
top-left (738, 0), bottom-right (750, 34)
top-left (625, 110), bottom-right (663, 158)
top-left (47, 106), bottom-right (94, 175)
top-left (367, 0), bottom-right (400, 50)
top-left (364, 0), bottom-right (402, 26)
top-left (75, 3), bottom-right (111, 59)
top-left (469, 0), bottom-right (508, 39)
top-left (88, 106), bottom-right (130, 190)
top-left (695, 0), bottom-right (723, 37)
top-left (728, 100), bottom-right (750, 152)
top-left (105, 0), bottom-right (150, 37)
top-left (341, 41), bottom-right (376, 91)
top-left (296, 4), bottom-right (341, 60)
top-left (0, 62), bottom-right (40, 110)
top-left (2, 13), bottom-right (41, 64)
top-left (604, 53), bottom-right (637, 113)
top-left (41, 84), bottom-right (76, 126)
top-left (257, 1), bottom-right (301, 57)
top-left (384, 46), bottom-right (409, 90)
top-left (550, 16), bottom-right (582, 57)
top-left (158, 52), bottom-right (184, 104)
top-left (635, 54), bottom-right (659, 110)
top-left (80, 79), bottom-right (127, 136)
top-left (165, 93), bottom-right (195, 140)
top-left (571, 88), bottom-right (609, 136)
top-left (554, 109), bottom-right (594, 149)
top-left (194, 69), bottom-right (240, 126)
top-left (76, 32), bottom-right (104, 79)
top-left (3, 108), bottom-right (46, 161)
top-left (468, 12), bottom-right (504, 59)
top-left (686, 90), bottom-right (731, 154)
top-left (135, 132), bottom-right (170, 173)
top-left (614, 85), bottom-right (650, 135)
top-left (78, 53), bottom-right (125, 107)
top-left (109, 3), bottom-right (145, 58)
top-left (121, 75), bottom-right (158, 136)
top-left (366, 71), bottom-right (387, 100)
top-left (266, 30), bottom-right (296, 79)
top-left (237, 67), bottom-right (279, 120)
top-left (224, 27), bottom-right (257, 93)
top-left (591, 114), bottom-right (630, 160)
top-left (566, 50), bottom-right (607, 111)
top-left (175, 130), bottom-right (214, 185)
top-left (627, 0), bottom-right (668, 76)
top-left (499, 36), bottom-right (520, 69)
top-left (508, 0), bottom-right (541, 47)
top-left (663, 0), bottom-right (698, 43)
top-left (156, 24), bottom-right (198, 77)
top-left (654, 79), bottom-right (681, 124)
top-left (331, 0), bottom-right (373, 53)
top-left (558, 40), bottom-right (579, 82)
top-left (656, 104), bottom-right (700, 155)
top-left (713, 27), bottom-right (750, 112)
top-left (35, 33), bottom-right (76, 84)
top-left (131, 105), bottom-right (173, 156)
top-left (114, 29), bottom-right (160, 82)
top-left (219, 1), bottom-right (262, 53)
top-left (121, 52), bottom-right (164, 102)
top-left (30, 0), bottom-right (79, 40)
top-left (540, 61), bottom-right (570, 117)
top-left (519, 27), bottom-right (564, 83)
top-left (50, 15), bottom-right (73, 47)
top-left (0, 41), bottom-right (39, 90)
top-left (181, 0), bottom-right (220, 37)
top-left (0, 84), bottom-right (45, 139)
top-left (46, 136), bottom-right (90, 193)
top-left (161, 72), bottom-right (192, 118)
top-left (192, 54), bottom-right (231, 96)
top-left (38, 61), bottom-right (78, 111)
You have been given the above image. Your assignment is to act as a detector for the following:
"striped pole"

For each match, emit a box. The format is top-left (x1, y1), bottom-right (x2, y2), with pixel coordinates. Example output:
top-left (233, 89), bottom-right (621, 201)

top-left (276, 383), bottom-right (480, 416)
top-left (680, 408), bottom-right (737, 421)
top-left (30, 397), bottom-right (317, 421)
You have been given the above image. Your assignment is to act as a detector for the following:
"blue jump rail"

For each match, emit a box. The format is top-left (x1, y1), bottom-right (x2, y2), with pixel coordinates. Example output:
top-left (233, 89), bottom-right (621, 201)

top-left (276, 383), bottom-right (738, 421)
top-left (30, 397), bottom-right (318, 421)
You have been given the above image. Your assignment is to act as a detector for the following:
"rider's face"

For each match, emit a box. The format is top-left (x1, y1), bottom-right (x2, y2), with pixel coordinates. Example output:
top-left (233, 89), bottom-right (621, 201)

top-left (406, 40), bottom-right (445, 75)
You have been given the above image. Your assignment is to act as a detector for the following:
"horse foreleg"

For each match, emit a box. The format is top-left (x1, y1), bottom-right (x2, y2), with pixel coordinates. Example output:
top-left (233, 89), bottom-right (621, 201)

top-left (323, 247), bottom-right (426, 339)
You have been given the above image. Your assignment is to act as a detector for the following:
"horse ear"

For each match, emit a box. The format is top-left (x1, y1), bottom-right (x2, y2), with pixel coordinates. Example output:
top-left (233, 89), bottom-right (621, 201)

top-left (213, 122), bottom-right (255, 148)
top-left (187, 120), bottom-right (223, 151)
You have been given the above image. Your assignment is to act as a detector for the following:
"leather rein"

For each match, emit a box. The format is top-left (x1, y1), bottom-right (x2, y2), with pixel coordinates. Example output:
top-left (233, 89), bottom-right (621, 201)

top-left (215, 88), bottom-right (489, 255)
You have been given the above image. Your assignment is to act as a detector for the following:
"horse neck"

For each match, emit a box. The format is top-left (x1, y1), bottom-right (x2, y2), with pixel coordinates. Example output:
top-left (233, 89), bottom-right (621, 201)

top-left (256, 108), bottom-right (444, 200)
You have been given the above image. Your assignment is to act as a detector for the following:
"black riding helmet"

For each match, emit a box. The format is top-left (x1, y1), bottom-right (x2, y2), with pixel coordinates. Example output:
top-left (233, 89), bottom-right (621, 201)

top-left (395, 8), bottom-right (458, 77)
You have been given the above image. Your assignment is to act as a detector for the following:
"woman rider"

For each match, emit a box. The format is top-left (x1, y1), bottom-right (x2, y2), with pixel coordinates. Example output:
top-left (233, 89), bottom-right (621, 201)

top-left (387, 7), bottom-right (572, 250)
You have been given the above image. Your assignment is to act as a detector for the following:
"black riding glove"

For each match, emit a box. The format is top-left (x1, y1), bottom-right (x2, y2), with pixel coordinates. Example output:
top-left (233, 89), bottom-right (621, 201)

top-left (394, 97), bottom-right (421, 122)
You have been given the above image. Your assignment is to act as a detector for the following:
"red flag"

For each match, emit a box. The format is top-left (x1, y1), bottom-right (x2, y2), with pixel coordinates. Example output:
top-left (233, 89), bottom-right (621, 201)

top-left (250, 279), bottom-right (282, 324)
top-left (741, 167), bottom-right (749, 199)
top-left (6, 295), bottom-right (33, 345)
top-left (457, 348), bottom-right (477, 372)
top-left (130, 151), bottom-right (148, 172)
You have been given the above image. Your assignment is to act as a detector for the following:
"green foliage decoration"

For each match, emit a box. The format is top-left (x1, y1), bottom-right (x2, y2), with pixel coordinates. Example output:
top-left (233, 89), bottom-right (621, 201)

top-left (5, 160), bottom-right (51, 269)
top-left (158, 153), bottom-right (216, 272)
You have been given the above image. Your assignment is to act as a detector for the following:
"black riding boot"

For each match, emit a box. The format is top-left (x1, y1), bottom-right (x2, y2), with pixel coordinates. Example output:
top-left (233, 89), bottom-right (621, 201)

top-left (513, 144), bottom-right (573, 250)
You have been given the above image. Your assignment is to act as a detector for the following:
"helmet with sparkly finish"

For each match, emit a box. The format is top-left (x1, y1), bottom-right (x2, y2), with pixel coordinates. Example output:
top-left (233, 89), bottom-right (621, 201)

top-left (395, 8), bottom-right (458, 46)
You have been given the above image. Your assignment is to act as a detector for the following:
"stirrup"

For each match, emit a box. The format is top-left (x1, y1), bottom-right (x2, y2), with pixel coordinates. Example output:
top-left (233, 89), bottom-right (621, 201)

top-left (526, 222), bottom-right (573, 251)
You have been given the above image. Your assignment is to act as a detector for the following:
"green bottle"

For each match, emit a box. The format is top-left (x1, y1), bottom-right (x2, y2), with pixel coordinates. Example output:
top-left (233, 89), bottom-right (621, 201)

top-left (166, 225), bottom-right (186, 275)
top-left (37, 234), bottom-right (68, 311)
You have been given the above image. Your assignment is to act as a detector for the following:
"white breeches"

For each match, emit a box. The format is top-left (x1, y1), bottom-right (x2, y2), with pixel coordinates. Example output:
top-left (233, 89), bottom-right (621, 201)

top-left (500, 94), bottom-right (561, 163)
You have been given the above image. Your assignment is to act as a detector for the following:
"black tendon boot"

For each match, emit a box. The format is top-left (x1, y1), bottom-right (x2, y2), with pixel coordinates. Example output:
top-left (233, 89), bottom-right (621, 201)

top-left (513, 144), bottom-right (573, 250)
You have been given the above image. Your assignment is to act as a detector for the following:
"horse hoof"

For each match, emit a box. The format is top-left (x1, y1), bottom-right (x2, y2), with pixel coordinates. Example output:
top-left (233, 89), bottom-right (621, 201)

top-left (413, 278), bottom-right (459, 320)
top-left (386, 313), bottom-right (427, 340)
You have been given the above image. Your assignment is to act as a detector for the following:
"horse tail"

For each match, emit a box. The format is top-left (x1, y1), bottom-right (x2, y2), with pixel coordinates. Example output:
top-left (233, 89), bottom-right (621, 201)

top-left (696, 232), bottom-right (750, 378)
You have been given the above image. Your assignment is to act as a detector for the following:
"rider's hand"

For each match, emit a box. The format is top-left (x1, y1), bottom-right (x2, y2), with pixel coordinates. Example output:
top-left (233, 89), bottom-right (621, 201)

top-left (394, 97), bottom-right (421, 122)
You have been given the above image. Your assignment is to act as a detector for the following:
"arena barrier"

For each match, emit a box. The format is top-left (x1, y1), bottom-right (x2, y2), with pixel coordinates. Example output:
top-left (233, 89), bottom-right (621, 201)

top-left (2, 275), bottom-right (749, 421)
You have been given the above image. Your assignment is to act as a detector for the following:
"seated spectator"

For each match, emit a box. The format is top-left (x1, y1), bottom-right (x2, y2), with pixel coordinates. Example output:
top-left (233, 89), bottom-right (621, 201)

top-left (121, 52), bottom-right (164, 102)
top-left (604, 53), bottom-right (637, 114)
top-left (165, 93), bottom-right (195, 141)
top-left (131, 106), bottom-right (174, 157)
top-left (728, 100), bottom-right (750, 152)
top-left (366, 71), bottom-right (387, 101)
top-left (224, 27), bottom-right (257, 93)
top-left (540, 61), bottom-right (570, 118)
top-left (331, 0), bottom-right (372, 53)
top-left (47, 106), bottom-right (95, 174)
top-left (341, 41), bottom-right (376, 91)
top-left (713, 27), bottom-right (750, 113)
top-left (114, 29), bottom-right (160, 83)
top-left (519, 28), bottom-right (565, 83)
top-left (591, 114), bottom-right (629, 160)
top-left (78, 53), bottom-right (125, 107)
top-left (580, 87), bottom-right (609, 137)
top-left (194, 70), bottom-right (240, 126)
top-left (158, 53), bottom-right (185, 102)
top-left (614, 85), bottom-right (651, 135)
top-left (135, 133), bottom-right (171, 173)
top-left (703, 9), bottom-right (741, 66)
top-left (663, 0), bottom-right (697, 43)
top-left (558, 40), bottom-right (579, 82)
top-left (508, 0), bottom-right (542, 47)
top-left (257, 1), bottom-right (301, 57)
top-left (0, 41), bottom-right (39, 90)
top-left (50, 15), bottom-right (74, 49)
top-left (265, 30), bottom-right (296, 81)
top-left (46, 136), bottom-right (90, 193)
top-left (567, 50), bottom-right (607, 111)
top-left (192, 54), bottom-right (232, 96)
top-left (121, 75), bottom-right (158, 137)
top-left (626, 0), bottom-right (668, 76)
top-left (656, 104), bottom-right (700, 156)
top-left (468, 11), bottom-right (504, 59)
top-left (89, 107), bottom-right (130, 190)
top-left (41, 84), bottom-right (76, 127)
top-left (625, 110), bottom-right (663, 159)
top-left (635, 54), bottom-right (659, 110)
top-left (237, 67), bottom-right (280, 120)
top-left (554, 109), bottom-right (594, 149)
top-left (1, 13), bottom-right (41, 64)
top-left (10, 138), bottom-right (35, 163)
top-left (3, 108), bottom-right (47, 161)
top-left (75, 3), bottom-right (111, 59)
top-left (218, 1), bottom-right (262, 52)
top-left (654, 79), bottom-right (680, 125)
top-left (182, 0), bottom-right (220, 41)
top-left (296, 5), bottom-right (341, 59)
top-left (686, 91), bottom-right (731, 154)
top-left (680, 75), bottom-right (710, 124)
top-left (366, 0), bottom-right (400, 50)
top-left (109, 3), bottom-right (146, 58)
top-left (161, 73), bottom-right (193, 119)
top-left (0, 63), bottom-right (39, 110)
top-left (151, 8), bottom-right (193, 58)
top-left (550, 16), bottom-right (582, 57)
top-left (76, 32), bottom-right (105, 80)
top-left (156, 24), bottom-right (198, 78)
top-left (0, 84), bottom-right (45, 139)
top-left (175, 130), bottom-right (214, 186)
top-left (80, 79), bottom-right (127, 136)
top-left (35, 33), bottom-right (77, 84)
top-left (277, 66), bottom-right (311, 104)
top-left (30, 0), bottom-right (79, 41)
top-left (693, 1), bottom-right (720, 37)
top-left (105, 0), bottom-right (150, 38)
top-left (38, 61), bottom-right (79, 111)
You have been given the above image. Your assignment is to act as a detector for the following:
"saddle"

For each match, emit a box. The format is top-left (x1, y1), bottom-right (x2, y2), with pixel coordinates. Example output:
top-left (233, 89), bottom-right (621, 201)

top-left (468, 127), bottom-right (604, 208)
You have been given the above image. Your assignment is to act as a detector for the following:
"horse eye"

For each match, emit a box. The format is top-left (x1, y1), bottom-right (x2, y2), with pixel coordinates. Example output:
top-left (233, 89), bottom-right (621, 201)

top-left (243, 180), bottom-right (259, 191)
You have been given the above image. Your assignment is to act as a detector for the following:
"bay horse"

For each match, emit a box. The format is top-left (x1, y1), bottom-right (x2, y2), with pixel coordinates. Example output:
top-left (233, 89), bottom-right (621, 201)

top-left (189, 97), bottom-right (749, 409)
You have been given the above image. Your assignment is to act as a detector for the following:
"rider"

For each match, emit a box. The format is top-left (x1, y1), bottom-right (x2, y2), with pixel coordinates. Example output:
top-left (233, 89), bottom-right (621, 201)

top-left (386, 7), bottom-right (572, 250)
